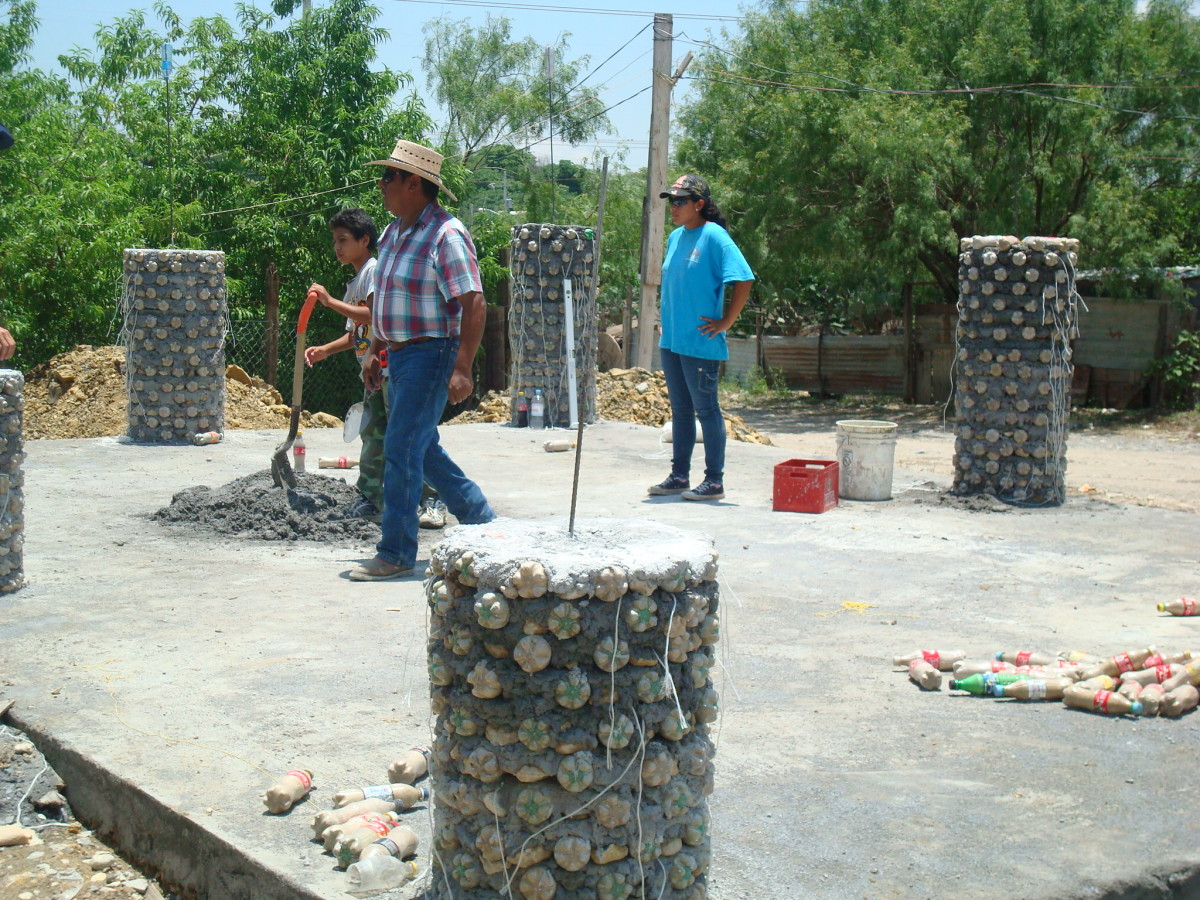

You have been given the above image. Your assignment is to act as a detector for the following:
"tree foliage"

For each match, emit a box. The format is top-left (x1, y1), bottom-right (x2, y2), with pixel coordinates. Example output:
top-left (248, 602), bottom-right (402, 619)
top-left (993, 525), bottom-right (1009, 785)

top-left (677, 0), bottom-right (1200, 311)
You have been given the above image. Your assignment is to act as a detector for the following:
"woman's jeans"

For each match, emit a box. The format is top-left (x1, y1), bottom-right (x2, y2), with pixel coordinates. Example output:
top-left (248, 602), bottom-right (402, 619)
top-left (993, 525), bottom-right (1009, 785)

top-left (376, 338), bottom-right (494, 567)
top-left (660, 347), bottom-right (725, 484)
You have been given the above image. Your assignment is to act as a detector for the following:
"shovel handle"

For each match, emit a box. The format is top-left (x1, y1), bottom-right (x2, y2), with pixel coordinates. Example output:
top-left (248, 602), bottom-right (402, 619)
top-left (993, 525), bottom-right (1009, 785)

top-left (296, 290), bottom-right (319, 335)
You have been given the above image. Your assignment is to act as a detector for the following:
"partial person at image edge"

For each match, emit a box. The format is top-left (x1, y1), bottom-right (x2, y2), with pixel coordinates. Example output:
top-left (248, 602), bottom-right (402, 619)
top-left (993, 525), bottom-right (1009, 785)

top-left (647, 173), bottom-right (754, 503)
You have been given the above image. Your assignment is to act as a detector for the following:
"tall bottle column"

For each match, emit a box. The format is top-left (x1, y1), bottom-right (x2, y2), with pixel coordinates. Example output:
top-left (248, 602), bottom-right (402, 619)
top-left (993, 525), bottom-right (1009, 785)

top-left (0, 369), bottom-right (24, 594)
top-left (122, 249), bottom-right (227, 443)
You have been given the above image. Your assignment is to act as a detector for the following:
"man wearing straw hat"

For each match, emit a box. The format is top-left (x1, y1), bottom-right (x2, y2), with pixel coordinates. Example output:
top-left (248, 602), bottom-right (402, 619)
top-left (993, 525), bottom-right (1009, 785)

top-left (349, 139), bottom-right (495, 581)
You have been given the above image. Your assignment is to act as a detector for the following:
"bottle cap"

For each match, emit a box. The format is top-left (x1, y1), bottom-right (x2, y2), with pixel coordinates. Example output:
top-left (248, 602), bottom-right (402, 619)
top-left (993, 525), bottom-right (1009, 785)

top-left (993, 651), bottom-right (1003, 660)
top-left (1131, 701), bottom-right (1144, 715)
top-left (1156, 603), bottom-right (1166, 612)
top-left (947, 680), bottom-right (959, 690)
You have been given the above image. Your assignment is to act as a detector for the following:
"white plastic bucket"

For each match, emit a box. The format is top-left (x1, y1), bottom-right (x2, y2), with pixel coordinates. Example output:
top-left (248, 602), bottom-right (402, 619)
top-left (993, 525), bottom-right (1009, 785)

top-left (835, 420), bottom-right (898, 501)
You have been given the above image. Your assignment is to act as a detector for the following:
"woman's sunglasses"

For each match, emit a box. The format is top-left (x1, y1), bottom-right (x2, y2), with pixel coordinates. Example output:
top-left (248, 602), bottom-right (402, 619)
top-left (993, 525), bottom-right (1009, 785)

top-left (668, 195), bottom-right (696, 207)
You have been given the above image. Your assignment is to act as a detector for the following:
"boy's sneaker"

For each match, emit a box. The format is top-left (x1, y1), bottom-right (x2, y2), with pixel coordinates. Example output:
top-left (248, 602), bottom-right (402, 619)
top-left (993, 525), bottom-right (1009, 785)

top-left (419, 497), bottom-right (448, 529)
top-left (682, 480), bottom-right (725, 501)
top-left (648, 474), bottom-right (690, 496)
top-left (348, 495), bottom-right (381, 523)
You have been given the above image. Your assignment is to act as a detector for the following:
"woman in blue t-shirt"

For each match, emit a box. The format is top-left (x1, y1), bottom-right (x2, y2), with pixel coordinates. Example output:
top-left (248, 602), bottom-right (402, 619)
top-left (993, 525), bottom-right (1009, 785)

top-left (648, 174), bottom-right (755, 502)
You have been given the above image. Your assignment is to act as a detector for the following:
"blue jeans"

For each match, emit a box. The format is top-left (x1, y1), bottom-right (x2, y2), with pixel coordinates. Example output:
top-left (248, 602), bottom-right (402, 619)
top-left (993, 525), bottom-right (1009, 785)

top-left (660, 347), bottom-right (725, 484)
top-left (377, 338), bottom-right (494, 567)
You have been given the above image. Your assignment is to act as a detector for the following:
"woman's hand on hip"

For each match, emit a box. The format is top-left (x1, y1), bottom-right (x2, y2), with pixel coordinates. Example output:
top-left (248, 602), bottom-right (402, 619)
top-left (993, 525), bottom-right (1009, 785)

top-left (698, 315), bottom-right (733, 337)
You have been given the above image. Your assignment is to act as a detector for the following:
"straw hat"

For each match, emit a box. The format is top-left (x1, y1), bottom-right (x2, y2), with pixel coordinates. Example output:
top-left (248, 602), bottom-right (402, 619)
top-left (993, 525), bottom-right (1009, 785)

top-left (367, 139), bottom-right (457, 202)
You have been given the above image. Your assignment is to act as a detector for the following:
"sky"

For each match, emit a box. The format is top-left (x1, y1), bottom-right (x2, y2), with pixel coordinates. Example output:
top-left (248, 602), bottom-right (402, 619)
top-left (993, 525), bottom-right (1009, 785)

top-left (23, 0), bottom-right (754, 166)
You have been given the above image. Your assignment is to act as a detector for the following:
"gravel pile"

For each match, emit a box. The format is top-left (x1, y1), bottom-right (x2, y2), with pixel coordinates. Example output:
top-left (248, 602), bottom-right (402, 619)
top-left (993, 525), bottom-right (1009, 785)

top-left (152, 470), bottom-right (379, 543)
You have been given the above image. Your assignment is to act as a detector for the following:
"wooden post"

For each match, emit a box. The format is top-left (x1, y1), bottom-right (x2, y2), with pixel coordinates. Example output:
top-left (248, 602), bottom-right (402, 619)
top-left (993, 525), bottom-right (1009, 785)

top-left (755, 312), bottom-right (765, 373)
top-left (622, 284), bottom-right (633, 369)
top-left (902, 282), bottom-right (915, 403)
top-left (484, 306), bottom-right (507, 393)
top-left (265, 262), bottom-right (279, 387)
top-left (635, 13), bottom-right (673, 370)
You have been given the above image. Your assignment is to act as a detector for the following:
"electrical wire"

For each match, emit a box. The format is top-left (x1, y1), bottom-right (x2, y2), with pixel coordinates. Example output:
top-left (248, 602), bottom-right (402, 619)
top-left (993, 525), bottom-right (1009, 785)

top-left (565, 21), bottom-right (651, 93)
top-left (390, 0), bottom-right (745, 21)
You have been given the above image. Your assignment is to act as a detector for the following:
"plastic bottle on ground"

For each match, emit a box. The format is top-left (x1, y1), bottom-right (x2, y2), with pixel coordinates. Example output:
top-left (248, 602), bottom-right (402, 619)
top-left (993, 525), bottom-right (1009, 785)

top-left (311, 798), bottom-right (395, 839)
top-left (388, 747), bottom-right (430, 784)
top-left (530, 389), bottom-right (545, 429)
top-left (951, 660), bottom-right (1015, 678)
top-left (346, 856), bottom-right (419, 895)
top-left (994, 650), bottom-right (1054, 667)
top-left (337, 819), bottom-right (409, 867)
top-left (892, 649), bottom-right (965, 671)
top-left (326, 812), bottom-right (398, 854)
top-left (1160, 659), bottom-right (1200, 692)
top-left (1062, 684), bottom-right (1142, 716)
top-left (318, 456), bottom-right (359, 469)
top-left (515, 391), bottom-right (529, 427)
top-left (263, 768), bottom-right (313, 814)
top-left (1143, 650), bottom-right (1194, 666)
top-left (191, 431), bottom-right (221, 445)
top-left (908, 659), bottom-right (941, 690)
top-left (293, 432), bottom-right (306, 474)
top-left (1157, 598), bottom-right (1197, 617)
top-left (1117, 680), bottom-right (1144, 702)
top-left (332, 783), bottom-right (428, 809)
top-left (1160, 684), bottom-right (1200, 718)
top-left (358, 824), bottom-right (418, 860)
top-left (1073, 674), bottom-right (1117, 692)
top-left (1118, 664), bottom-right (1181, 687)
top-left (1079, 646), bottom-right (1157, 680)
top-left (1139, 683), bottom-right (1166, 715)
top-left (949, 673), bottom-right (1026, 695)
top-left (1058, 649), bottom-right (1102, 665)
top-left (991, 678), bottom-right (1072, 700)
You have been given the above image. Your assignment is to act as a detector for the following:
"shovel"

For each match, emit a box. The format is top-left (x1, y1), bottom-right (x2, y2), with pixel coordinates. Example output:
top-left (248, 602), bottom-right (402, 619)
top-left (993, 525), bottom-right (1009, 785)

top-left (270, 290), bottom-right (320, 488)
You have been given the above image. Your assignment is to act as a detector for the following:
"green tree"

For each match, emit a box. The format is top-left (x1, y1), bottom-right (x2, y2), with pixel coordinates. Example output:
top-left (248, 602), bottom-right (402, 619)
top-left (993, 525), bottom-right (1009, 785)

top-left (677, 0), bottom-right (1200, 309)
top-left (421, 15), bottom-right (610, 166)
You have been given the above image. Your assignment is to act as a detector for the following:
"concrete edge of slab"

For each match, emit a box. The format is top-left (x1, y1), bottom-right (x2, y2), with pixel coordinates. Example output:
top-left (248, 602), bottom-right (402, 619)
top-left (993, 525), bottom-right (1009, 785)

top-left (9, 707), bottom-right (328, 900)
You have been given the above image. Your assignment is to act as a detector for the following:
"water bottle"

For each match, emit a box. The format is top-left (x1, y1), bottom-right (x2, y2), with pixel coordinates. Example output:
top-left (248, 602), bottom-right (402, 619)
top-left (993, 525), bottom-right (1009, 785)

top-left (1158, 598), bottom-right (1197, 616)
top-left (530, 389), bottom-right (545, 430)
top-left (515, 391), bottom-right (529, 428)
top-left (907, 659), bottom-right (941, 690)
top-left (994, 650), bottom-right (1055, 666)
top-left (387, 746), bottom-right (430, 784)
top-left (332, 783), bottom-right (428, 809)
top-left (263, 768), bottom-right (313, 814)
top-left (345, 856), bottom-right (418, 895)
top-left (892, 649), bottom-right (964, 671)
top-left (293, 433), bottom-right (306, 473)
top-left (191, 431), bottom-right (221, 445)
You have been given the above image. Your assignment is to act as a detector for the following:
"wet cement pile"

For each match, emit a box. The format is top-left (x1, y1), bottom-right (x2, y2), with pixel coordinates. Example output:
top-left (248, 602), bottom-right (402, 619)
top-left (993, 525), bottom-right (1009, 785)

top-left (24, 346), bottom-right (340, 439)
top-left (451, 366), bottom-right (771, 444)
top-left (152, 470), bottom-right (379, 543)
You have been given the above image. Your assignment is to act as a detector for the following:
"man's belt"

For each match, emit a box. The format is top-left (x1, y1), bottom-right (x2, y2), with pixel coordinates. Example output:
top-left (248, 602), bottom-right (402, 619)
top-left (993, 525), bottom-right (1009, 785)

top-left (385, 336), bottom-right (434, 351)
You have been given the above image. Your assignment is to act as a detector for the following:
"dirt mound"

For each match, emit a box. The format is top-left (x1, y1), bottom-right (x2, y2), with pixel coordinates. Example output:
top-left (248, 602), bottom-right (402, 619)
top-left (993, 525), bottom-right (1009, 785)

top-left (451, 367), bottom-right (771, 445)
top-left (22, 346), bottom-right (340, 440)
top-left (153, 470), bottom-right (379, 543)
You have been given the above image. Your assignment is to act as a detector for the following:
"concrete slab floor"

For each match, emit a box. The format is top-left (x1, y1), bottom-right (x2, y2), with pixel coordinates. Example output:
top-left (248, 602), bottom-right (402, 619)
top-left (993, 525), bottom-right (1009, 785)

top-left (1, 422), bottom-right (1199, 900)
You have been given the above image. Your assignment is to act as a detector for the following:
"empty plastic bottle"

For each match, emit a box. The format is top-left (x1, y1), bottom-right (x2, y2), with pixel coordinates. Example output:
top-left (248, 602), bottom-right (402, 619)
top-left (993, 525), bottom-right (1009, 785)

top-left (1117, 680), bottom-right (1144, 702)
top-left (387, 747), bottom-right (430, 785)
top-left (892, 649), bottom-right (965, 671)
top-left (359, 824), bottom-right (418, 861)
top-left (312, 798), bottom-right (395, 839)
top-left (1143, 650), bottom-right (1194, 666)
top-left (1118, 664), bottom-right (1180, 687)
top-left (327, 812), bottom-right (398, 854)
top-left (1157, 598), bottom-right (1197, 617)
top-left (1161, 684), bottom-right (1199, 718)
top-left (991, 678), bottom-right (1072, 701)
top-left (337, 820), bottom-right (412, 867)
top-left (1073, 674), bottom-right (1117, 692)
top-left (950, 673), bottom-right (1027, 695)
top-left (1139, 683), bottom-right (1166, 715)
top-left (908, 658), bottom-right (941, 690)
top-left (346, 856), bottom-right (418, 895)
top-left (318, 456), bottom-right (359, 469)
top-left (951, 659), bottom-right (1015, 678)
top-left (1063, 685), bottom-right (1142, 716)
top-left (994, 650), bottom-right (1055, 667)
top-left (1079, 646), bottom-right (1157, 680)
top-left (263, 768), bottom-right (313, 814)
top-left (1057, 649), bottom-right (1101, 665)
top-left (530, 389), bottom-right (546, 429)
top-left (191, 431), bottom-right (221, 445)
top-left (332, 783), bottom-right (428, 809)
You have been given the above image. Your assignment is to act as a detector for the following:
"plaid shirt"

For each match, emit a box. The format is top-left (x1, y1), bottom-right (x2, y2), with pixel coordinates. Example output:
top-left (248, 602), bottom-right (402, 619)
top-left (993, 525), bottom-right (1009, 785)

top-left (372, 203), bottom-right (482, 343)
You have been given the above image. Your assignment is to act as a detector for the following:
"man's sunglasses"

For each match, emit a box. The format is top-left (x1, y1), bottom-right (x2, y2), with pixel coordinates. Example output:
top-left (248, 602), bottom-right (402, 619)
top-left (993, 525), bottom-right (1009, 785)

top-left (668, 195), bottom-right (696, 207)
top-left (380, 169), bottom-right (403, 184)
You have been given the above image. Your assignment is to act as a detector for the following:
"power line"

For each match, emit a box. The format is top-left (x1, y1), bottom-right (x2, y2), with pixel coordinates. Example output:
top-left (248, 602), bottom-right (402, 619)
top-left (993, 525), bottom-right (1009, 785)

top-left (391, 0), bottom-right (744, 20)
top-left (566, 22), bottom-right (651, 93)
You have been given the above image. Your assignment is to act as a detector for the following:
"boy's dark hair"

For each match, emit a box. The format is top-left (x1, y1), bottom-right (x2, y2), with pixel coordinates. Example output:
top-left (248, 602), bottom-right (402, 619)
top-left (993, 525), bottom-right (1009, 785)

top-left (329, 207), bottom-right (378, 252)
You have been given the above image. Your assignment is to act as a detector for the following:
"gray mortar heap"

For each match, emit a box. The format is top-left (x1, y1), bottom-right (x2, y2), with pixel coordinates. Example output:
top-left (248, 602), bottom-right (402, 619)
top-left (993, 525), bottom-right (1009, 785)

top-left (425, 519), bottom-right (719, 900)
top-left (509, 224), bottom-right (598, 427)
top-left (953, 235), bottom-right (1082, 506)
top-left (122, 249), bottom-right (228, 443)
top-left (0, 369), bottom-right (24, 593)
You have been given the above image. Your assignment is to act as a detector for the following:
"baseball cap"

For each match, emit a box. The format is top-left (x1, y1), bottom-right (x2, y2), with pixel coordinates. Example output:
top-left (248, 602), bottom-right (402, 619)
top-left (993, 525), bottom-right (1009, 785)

top-left (659, 174), bottom-right (711, 202)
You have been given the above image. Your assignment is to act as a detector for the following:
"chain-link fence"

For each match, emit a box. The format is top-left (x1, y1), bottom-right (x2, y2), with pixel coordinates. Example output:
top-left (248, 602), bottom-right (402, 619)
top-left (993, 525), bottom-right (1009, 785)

top-left (226, 318), bottom-right (366, 419)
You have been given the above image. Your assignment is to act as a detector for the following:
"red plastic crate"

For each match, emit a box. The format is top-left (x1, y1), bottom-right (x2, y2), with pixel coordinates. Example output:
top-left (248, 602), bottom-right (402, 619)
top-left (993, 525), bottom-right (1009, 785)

top-left (773, 459), bottom-right (839, 513)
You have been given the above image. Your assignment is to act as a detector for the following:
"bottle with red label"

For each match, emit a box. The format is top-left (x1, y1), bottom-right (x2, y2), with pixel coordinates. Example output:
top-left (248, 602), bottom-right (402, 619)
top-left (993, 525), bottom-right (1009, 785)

top-left (1161, 659), bottom-right (1200, 692)
top-left (951, 659), bottom-right (1016, 678)
top-left (323, 812), bottom-right (398, 852)
top-left (907, 658), bottom-right (942, 690)
top-left (1078, 646), bottom-right (1157, 680)
top-left (1118, 664), bottom-right (1181, 687)
top-left (332, 783), bottom-right (428, 809)
top-left (1063, 684), bottom-right (1142, 716)
top-left (892, 649), bottom-right (965, 671)
top-left (263, 768), bottom-right (314, 814)
top-left (337, 820), bottom-right (412, 867)
top-left (994, 650), bottom-right (1054, 667)
top-left (312, 798), bottom-right (396, 839)
top-left (1158, 598), bottom-right (1197, 617)
top-left (293, 432), bottom-right (306, 474)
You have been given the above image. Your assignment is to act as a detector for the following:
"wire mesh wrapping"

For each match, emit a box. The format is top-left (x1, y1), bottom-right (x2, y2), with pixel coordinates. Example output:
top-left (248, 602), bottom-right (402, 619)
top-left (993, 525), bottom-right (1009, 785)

top-left (425, 520), bottom-right (719, 900)
top-left (952, 235), bottom-right (1082, 506)
top-left (508, 224), bottom-right (598, 427)
top-left (0, 369), bottom-right (25, 593)
top-left (121, 249), bottom-right (229, 443)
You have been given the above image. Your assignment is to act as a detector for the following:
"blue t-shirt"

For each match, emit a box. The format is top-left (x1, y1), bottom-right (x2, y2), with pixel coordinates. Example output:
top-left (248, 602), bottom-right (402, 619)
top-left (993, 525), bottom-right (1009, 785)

top-left (659, 222), bottom-right (754, 361)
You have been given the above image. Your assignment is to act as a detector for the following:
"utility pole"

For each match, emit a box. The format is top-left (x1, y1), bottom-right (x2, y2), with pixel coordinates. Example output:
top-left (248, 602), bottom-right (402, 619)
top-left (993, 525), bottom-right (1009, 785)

top-left (635, 13), bottom-right (674, 370)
